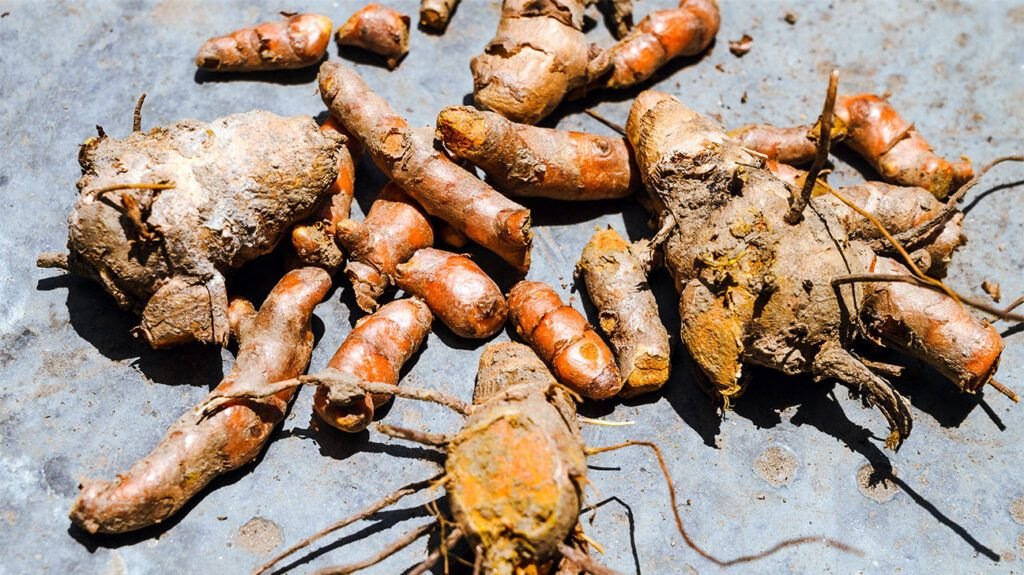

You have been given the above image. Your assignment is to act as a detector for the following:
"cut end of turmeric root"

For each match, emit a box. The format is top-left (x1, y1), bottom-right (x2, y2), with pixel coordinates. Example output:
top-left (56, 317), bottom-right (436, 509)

top-left (195, 13), bottom-right (333, 72)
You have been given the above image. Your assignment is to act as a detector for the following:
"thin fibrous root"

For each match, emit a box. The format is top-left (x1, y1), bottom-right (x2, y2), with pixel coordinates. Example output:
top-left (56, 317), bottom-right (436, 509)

top-left (377, 423), bottom-right (453, 446)
top-left (312, 521), bottom-right (436, 575)
top-left (92, 182), bottom-right (176, 196)
top-left (585, 440), bottom-right (862, 565)
top-left (253, 473), bottom-right (444, 575)
top-left (786, 70), bottom-right (838, 224)
top-left (577, 416), bottom-right (635, 427)
top-left (407, 527), bottom-right (463, 575)
top-left (987, 380), bottom-right (1019, 403)
top-left (584, 108), bottom-right (626, 135)
top-left (557, 543), bottom-right (623, 575)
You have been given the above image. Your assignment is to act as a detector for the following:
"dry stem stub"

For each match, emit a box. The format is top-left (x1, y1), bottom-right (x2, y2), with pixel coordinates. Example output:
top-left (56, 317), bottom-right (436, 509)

top-left (318, 61), bottom-right (533, 271)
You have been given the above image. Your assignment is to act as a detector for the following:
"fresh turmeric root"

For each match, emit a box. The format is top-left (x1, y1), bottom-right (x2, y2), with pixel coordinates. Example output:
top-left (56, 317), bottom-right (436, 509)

top-left (835, 94), bottom-right (973, 198)
top-left (290, 117), bottom-right (358, 271)
top-left (602, 0), bottom-right (720, 89)
top-left (470, 0), bottom-right (610, 124)
top-left (195, 13), bottom-right (333, 72)
top-left (336, 183), bottom-right (434, 312)
top-left (508, 280), bottom-right (622, 399)
top-left (420, 0), bottom-right (460, 32)
top-left (319, 61), bottom-right (533, 271)
top-left (578, 227), bottom-right (670, 397)
top-left (729, 124), bottom-right (819, 165)
top-left (69, 267), bottom-right (331, 533)
top-left (314, 297), bottom-right (433, 433)
top-left (336, 4), bottom-right (411, 69)
top-left (436, 106), bottom-right (640, 200)
top-left (395, 248), bottom-right (508, 339)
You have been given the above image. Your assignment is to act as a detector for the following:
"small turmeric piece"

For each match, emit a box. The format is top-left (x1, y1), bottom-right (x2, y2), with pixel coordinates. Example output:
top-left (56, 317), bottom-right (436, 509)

top-left (336, 183), bottom-right (434, 312)
top-left (577, 227), bottom-right (670, 397)
top-left (319, 61), bottom-right (533, 271)
top-left (314, 297), bottom-right (433, 433)
top-left (729, 124), bottom-right (818, 165)
top-left (835, 94), bottom-right (974, 197)
top-left (395, 248), bottom-right (508, 339)
top-left (420, 0), bottom-right (460, 32)
top-left (436, 106), bottom-right (640, 200)
top-left (69, 267), bottom-right (331, 533)
top-left (470, 0), bottom-right (610, 124)
top-left (603, 0), bottom-right (720, 89)
top-left (336, 4), bottom-right (411, 69)
top-left (290, 117), bottom-right (358, 271)
top-left (195, 13), bottom-right (333, 72)
top-left (508, 280), bottom-right (623, 399)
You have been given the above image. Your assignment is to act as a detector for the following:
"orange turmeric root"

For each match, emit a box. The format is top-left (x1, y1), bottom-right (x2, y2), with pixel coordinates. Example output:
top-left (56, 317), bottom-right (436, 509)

top-left (395, 248), bottom-right (508, 339)
top-left (859, 257), bottom-right (1003, 394)
top-left (336, 183), bottom-right (435, 312)
top-left (69, 267), bottom-right (331, 533)
top-left (436, 106), bottom-right (640, 200)
top-left (835, 94), bottom-right (974, 198)
top-left (336, 4), bottom-right (411, 69)
top-left (729, 124), bottom-right (818, 165)
top-left (319, 61), bottom-right (533, 271)
top-left (314, 297), bottom-right (433, 433)
top-left (603, 0), bottom-right (720, 89)
top-left (420, 0), bottom-right (460, 32)
top-left (508, 280), bottom-right (622, 399)
top-left (290, 117), bottom-right (358, 271)
top-left (470, 0), bottom-right (611, 124)
top-left (578, 227), bottom-right (670, 397)
top-left (195, 13), bottom-right (333, 72)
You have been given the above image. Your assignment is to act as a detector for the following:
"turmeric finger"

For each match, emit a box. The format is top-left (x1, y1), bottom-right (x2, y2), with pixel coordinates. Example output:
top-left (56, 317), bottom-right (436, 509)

top-left (420, 0), bottom-right (460, 32)
top-left (69, 267), bottom-right (331, 534)
top-left (835, 94), bottom-right (973, 197)
top-left (319, 61), bottom-right (532, 271)
top-left (195, 13), bottom-right (333, 72)
top-left (395, 248), bottom-right (508, 339)
top-left (314, 298), bottom-right (432, 433)
top-left (508, 281), bottom-right (623, 399)
top-left (337, 183), bottom-right (435, 312)
top-left (577, 228), bottom-right (670, 397)
top-left (436, 106), bottom-right (639, 201)
top-left (603, 0), bottom-right (720, 89)
top-left (336, 4), bottom-right (411, 70)
top-left (728, 124), bottom-right (818, 165)
top-left (860, 257), bottom-right (1003, 394)
top-left (290, 118), bottom-right (358, 271)
top-left (470, 0), bottom-right (610, 124)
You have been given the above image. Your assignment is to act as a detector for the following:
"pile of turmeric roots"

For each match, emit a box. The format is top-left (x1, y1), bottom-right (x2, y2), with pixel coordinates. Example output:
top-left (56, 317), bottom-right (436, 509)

top-left (38, 1), bottom-right (1022, 573)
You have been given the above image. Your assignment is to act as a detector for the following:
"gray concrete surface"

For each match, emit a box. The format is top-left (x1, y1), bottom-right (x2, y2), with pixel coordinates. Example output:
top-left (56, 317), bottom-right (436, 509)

top-left (1, 0), bottom-right (1023, 573)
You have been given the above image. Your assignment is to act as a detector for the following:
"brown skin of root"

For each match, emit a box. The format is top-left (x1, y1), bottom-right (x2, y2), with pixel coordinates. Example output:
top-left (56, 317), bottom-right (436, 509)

top-left (577, 228), bottom-right (670, 397)
top-left (436, 106), bottom-right (640, 201)
top-left (508, 281), bottom-right (623, 400)
top-left (603, 0), bottom-right (720, 89)
top-left (437, 221), bottom-right (469, 249)
top-left (69, 268), bottom-right (331, 534)
top-left (68, 112), bottom-right (341, 349)
top-left (319, 62), bottom-right (533, 271)
top-left (860, 257), bottom-right (1003, 394)
top-left (226, 297), bottom-right (257, 342)
top-left (835, 94), bottom-right (973, 198)
top-left (475, 341), bottom-right (559, 404)
top-left (728, 124), bottom-right (817, 165)
top-left (395, 248), bottom-right (508, 339)
top-left (448, 342), bottom-right (586, 574)
top-left (819, 181), bottom-right (966, 277)
top-left (336, 4), bottom-right (411, 69)
top-left (195, 14), bottom-right (333, 72)
top-left (420, 0), bottom-right (460, 32)
top-left (626, 91), bottom-right (920, 441)
top-left (336, 183), bottom-right (434, 312)
top-left (470, 0), bottom-right (609, 125)
top-left (314, 298), bottom-right (432, 433)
